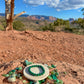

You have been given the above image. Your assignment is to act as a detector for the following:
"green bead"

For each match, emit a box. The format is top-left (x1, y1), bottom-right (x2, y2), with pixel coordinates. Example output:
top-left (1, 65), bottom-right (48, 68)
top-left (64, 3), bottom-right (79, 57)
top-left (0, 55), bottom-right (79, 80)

top-left (59, 80), bottom-right (63, 84)
top-left (18, 67), bottom-right (22, 70)
top-left (51, 64), bottom-right (56, 68)
top-left (40, 79), bottom-right (45, 83)
top-left (28, 62), bottom-right (33, 65)
top-left (55, 69), bottom-right (58, 72)
top-left (8, 72), bottom-right (13, 75)
top-left (16, 67), bottom-right (19, 70)
top-left (51, 71), bottom-right (56, 75)
top-left (56, 79), bottom-right (59, 83)
top-left (39, 80), bottom-right (42, 83)
top-left (64, 72), bottom-right (67, 74)
top-left (55, 72), bottom-right (59, 76)
top-left (11, 70), bottom-right (16, 73)
top-left (19, 77), bottom-right (22, 79)
top-left (51, 74), bottom-right (57, 80)
top-left (24, 60), bottom-right (29, 66)
top-left (2, 74), bottom-right (9, 77)
top-left (29, 81), bottom-right (34, 84)
top-left (25, 60), bottom-right (28, 62)
top-left (23, 80), bottom-right (27, 83)
top-left (47, 76), bottom-right (52, 80)
top-left (48, 66), bottom-right (53, 69)
top-left (54, 81), bottom-right (57, 84)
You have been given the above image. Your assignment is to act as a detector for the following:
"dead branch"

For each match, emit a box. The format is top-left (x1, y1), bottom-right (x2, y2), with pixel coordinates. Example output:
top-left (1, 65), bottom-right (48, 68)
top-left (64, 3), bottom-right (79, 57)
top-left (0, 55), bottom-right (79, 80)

top-left (13, 11), bottom-right (26, 19)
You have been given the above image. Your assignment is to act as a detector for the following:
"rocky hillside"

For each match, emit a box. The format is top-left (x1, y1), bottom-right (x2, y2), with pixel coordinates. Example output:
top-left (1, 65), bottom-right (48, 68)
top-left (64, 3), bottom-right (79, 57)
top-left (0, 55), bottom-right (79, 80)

top-left (27, 15), bottom-right (57, 21)
top-left (0, 13), bottom-right (57, 21)
top-left (0, 30), bottom-right (84, 84)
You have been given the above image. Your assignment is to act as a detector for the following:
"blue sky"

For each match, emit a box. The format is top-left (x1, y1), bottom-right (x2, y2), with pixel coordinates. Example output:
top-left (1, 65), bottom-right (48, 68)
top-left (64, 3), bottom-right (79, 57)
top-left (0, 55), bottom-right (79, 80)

top-left (0, 0), bottom-right (84, 19)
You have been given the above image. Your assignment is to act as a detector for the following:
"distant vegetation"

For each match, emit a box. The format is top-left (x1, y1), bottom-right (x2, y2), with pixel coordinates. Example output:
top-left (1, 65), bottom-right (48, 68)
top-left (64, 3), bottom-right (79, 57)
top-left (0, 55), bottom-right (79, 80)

top-left (0, 17), bottom-right (25, 31)
top-left (42, 18), bottom-right (84, 35)
top-left (0, 16), bottom-right (84, 35)
top-left (13, 20), bottom-right (25, 31)
top-left (42, 8), bottom-right (84, 35)
top-left (0, 17), bottom-right (51, 31)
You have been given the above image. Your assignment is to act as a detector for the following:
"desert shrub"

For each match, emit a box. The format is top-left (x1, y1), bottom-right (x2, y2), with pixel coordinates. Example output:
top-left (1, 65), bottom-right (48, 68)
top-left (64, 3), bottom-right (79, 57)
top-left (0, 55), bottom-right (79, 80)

top-left (35, 21), bottom-right (39, 24)
top-left (64, 27), bottom-right (74, 32)
top-left (64, 27), bottom-right (81, 34)
top-left (13, 20), bottom-right (25, 31)
top-left (72, 18), bottom-right (84, 29)
top-left (54, 19), bottom-right (60, 26)
top-left (42, 23), bottom-right (55, 32)
top-left (74, 29), bottom-right (84, 35)
top-left (0, 19), bottom-right (6, 28)
top-left (2, 22), bottom-right (6, 28)
top-left (0, 24), bottom-right (5, 30)
top-left (1, 20), bottom-right (25, 31)
top-left (80, 19), bottom-right (84, 28)
top-left (42, 26), bottom-right (48, 31)
top-left (36, 26), bottom-right (43, 31)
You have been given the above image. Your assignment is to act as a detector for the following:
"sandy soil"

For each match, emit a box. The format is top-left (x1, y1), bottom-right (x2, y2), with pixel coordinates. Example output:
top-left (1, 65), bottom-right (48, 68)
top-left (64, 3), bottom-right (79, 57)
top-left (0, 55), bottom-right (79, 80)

top-left (0, 30), bottom-right (84, 84)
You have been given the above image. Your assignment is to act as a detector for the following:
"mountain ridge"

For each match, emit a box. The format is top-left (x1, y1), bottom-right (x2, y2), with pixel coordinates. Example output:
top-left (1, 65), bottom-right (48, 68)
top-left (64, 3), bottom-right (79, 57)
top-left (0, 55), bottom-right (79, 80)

top-left (0, 13), bottom-right (57, 21)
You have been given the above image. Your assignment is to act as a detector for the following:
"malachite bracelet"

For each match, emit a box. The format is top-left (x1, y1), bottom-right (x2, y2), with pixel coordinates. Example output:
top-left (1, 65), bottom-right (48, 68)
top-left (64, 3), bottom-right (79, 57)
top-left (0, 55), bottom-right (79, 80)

top-left (28, 65), bottom-right (45, 76)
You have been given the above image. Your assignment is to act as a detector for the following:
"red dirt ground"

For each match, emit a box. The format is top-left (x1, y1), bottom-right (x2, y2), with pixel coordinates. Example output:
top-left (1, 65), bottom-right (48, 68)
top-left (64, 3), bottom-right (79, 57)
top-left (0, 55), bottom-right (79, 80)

top-left (0, 30), bottom-right (84, 84)
top-left (0, 30), bottom-right (84, 66)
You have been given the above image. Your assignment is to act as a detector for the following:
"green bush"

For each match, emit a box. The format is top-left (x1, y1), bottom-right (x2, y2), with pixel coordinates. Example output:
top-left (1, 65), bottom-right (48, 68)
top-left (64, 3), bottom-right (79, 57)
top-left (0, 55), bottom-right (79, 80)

top-left (42, 23), bottom-right (55, 32)
top-left (35, 21), bottom-right (39, 24)
top-left (72, 18), bottom-right (84, 29)
top-left (64, 27), bottom-right (74, 32)
top-left (1, 20), bottom-right (25, 31)
top-left (0, 24), bottom-right (4, 31)
top-left (13, 20), bottom-right (25, 31)
top-left (0, 19), bottom-right (6, 28)
top-left (64, 27), bottom-right (81, 34)
top-left (2, 22), bottom-right (6, 28)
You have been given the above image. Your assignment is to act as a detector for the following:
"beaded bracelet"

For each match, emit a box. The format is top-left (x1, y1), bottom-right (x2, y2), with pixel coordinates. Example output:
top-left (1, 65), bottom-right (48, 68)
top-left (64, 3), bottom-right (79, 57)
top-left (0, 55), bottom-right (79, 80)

top-left (28, 65), bottom-right (45, 76)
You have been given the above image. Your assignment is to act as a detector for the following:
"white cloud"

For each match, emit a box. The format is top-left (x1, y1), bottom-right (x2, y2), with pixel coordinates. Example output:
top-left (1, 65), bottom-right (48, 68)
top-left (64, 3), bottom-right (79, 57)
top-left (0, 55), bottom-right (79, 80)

top-left (24, 0), bottom-right (59, 7)
top-left (45, 0), bottom-right (60, 8)
top-left (78, 9), bottom-right (81, 12)
top-left (24, 0), bottom-right (45, 6)
top-left (56, 0), bottom-right (84, 11)
top-left (24, 0), bottom-right (84, 11)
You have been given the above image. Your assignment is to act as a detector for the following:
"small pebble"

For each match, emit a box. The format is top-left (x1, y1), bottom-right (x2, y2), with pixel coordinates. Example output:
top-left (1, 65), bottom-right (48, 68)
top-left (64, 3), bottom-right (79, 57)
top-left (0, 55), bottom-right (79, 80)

top-left (44, 64), bottom-right (48, 67)
top-left (8, 77), bottom-right (16, 83)
top-left (16, 74), bottom-right (22, 78)
top-left (19, 77), bottom-right (23, 79)
top-left (12, 73), bottom-right (17, 77)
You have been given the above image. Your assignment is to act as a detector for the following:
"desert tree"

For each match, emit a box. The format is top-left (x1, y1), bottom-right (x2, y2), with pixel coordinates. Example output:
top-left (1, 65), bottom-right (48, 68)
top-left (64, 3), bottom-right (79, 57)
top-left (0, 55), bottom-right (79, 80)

top-left (5, 0), bottom-right (26, 31)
